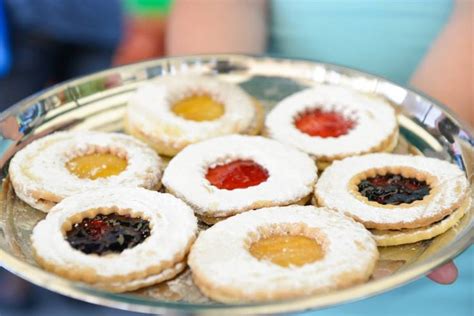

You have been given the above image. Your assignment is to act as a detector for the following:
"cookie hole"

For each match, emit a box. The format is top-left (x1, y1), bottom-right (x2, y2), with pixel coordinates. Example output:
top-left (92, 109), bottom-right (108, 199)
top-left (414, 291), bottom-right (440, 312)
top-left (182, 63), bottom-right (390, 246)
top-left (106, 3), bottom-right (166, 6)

top-left (353, 167), bottom-right (434, 206)
top-left (246, 223), bottom-right (326, 268)
top-left (66, 147), bottom-right (128, 180)
top-left (62, 209), bottom-right (151, 256)
top-left (294, 107), bottom-right (356, 138)
top-left (172, 93), bottom-right (225, 122)
top-left (205, 159), bottom-right (269, 190)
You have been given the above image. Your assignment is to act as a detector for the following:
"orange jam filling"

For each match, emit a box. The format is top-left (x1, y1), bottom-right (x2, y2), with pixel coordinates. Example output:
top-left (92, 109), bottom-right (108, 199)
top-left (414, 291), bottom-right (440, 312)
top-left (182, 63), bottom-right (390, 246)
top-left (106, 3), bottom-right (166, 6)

top-left (249, 235), bottom-right (324, 267)
top-left (205, 160), bottom-right (269, 190)
top-left (172, 94), bottom-right (225, 121)
top-left (66, 153), bottom-right (127, 180)
top-left (295, 109), bottom-right (355, 138)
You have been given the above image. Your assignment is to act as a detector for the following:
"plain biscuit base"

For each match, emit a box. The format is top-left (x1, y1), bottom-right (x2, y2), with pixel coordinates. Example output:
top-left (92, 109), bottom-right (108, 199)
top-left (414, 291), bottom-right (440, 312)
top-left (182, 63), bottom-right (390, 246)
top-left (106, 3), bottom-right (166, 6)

top-left (95, 261), bottom-right (187, 293)
top-left (371, 196), bottom-right (471, 246)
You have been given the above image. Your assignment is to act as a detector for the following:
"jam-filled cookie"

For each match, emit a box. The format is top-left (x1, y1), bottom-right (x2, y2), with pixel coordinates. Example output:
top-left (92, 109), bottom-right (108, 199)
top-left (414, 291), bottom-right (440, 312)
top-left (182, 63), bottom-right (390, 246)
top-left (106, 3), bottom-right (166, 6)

top-left (9, 131), bottom-right (162, 212)
top-left (188, 205), bottom-right (378, 302)
top-left (265, 85), bottom-right (398, 169)
top-left (125, 76), bottom-right (264, 156)
top-left (315, 153), bottom-right (470, 246)
top-left (31, 188), bottom-right (197, 292)
top-left (162, 135), bottom-right (318, 224)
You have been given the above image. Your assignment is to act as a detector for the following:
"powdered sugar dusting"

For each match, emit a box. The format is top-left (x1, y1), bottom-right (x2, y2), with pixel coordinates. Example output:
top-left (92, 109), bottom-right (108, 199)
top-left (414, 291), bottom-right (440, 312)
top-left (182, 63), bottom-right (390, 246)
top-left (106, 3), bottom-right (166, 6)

top-left (97, 261), bottom-right (187, 292)
top-left (188, 205), bottom-right (377, 299)
top-left (265, 85), bottom-right (397, 159)
top-left (9, 132), bottom-right (162, 212)
top-left (162, 135), bottom-right (317, 217)
top-left (315, 153), bottom-right (469, 228)
top-left (127, 76), bottom-right (256, 149)
top-left (31, 188), bottom-right (197, 280)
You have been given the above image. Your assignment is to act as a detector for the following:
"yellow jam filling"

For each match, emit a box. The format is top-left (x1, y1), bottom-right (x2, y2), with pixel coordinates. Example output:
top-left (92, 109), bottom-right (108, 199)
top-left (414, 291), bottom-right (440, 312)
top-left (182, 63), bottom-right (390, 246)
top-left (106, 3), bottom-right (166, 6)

top-left (249, 235), bottom-right (324, 267)
top-left (172, 95), bottom-right (225, 121)
top-left (66, 153), bottom-right (127, 180)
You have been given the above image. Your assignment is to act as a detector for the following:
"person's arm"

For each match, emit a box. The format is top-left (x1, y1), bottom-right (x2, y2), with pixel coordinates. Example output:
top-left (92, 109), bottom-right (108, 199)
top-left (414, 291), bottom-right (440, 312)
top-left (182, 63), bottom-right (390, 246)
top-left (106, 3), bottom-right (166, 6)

top-left (411, 0), bottom-right (473, 126)
top-left (166, 0), bottom-right (267, 56)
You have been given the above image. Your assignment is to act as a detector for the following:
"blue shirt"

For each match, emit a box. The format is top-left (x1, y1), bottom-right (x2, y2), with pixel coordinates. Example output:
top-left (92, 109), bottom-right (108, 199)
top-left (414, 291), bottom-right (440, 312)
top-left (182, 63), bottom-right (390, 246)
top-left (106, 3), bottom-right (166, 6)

top-left (268, 0), bottom-right (453, 84)
top-left (268, 1), bottom-right (473, 315)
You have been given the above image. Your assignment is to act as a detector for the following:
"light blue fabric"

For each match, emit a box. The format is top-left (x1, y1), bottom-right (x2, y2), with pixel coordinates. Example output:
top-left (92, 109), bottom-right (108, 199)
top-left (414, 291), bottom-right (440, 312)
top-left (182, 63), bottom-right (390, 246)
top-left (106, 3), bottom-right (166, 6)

top-left (300, 247), bottom-right (473, 316)
top-left (0, 0), bottom-right (10, 76)
top-left (269, 1), bottom-right (473, 315)
top-left (269, 0), bottom-right (453, 84)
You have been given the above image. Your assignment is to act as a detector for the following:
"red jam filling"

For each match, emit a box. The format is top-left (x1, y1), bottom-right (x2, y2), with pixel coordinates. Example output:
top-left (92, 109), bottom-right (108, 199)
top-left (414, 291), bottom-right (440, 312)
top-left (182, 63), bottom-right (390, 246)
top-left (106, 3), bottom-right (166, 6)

top-left (66, 214), bottom-right (151, 255)
top-left (205, 160), bottom-right (269, 190)
top-left (295, 109), bottom-right (355, 138)
top-left (358, 174), bottom-right (430, 205)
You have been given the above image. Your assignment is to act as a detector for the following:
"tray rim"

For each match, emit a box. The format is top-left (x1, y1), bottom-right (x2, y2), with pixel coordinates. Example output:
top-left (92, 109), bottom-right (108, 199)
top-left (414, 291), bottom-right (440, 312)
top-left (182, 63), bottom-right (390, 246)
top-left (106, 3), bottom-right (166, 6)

top-left (0, 54), bottom-right (472, 314)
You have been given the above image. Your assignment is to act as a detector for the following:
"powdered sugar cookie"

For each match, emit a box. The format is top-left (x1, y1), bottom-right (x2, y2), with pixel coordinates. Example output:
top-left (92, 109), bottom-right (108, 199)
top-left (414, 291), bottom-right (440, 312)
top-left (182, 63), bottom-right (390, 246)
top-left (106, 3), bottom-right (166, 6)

top-left (125, 76), bottom-right (264, 156)
top-left (265, 85), bottom-right (398, 169)
top-left (315, 153), bottom-right (470, 245)
top-left (32, 188), bottom-right (197, 291)
top-left (9, 131), bottom-right (162, 212)
top-left (162, 135), bottom-right (318, 224)
top-left (188, 205), bottom-right (378, 302)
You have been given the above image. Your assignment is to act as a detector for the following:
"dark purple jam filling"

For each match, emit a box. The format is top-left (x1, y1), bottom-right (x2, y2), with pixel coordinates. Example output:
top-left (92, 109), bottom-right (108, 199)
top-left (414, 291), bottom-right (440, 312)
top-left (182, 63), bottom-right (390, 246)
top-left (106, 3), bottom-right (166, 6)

top-left (358, 173), bottom-right (430, 205)
top-left (66, 214), bottom-right (150, 255)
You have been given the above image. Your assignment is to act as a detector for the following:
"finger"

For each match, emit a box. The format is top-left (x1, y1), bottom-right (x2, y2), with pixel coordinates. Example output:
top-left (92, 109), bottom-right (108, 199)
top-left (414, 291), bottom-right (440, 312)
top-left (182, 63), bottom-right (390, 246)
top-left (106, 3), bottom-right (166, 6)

top-left (427, 261), bottom-right (458, 284)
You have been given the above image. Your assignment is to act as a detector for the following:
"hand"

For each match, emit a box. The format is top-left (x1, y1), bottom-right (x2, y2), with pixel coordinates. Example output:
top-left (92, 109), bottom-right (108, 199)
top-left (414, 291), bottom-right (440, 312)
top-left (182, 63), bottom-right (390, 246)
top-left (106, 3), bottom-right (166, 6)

top-left (427, 261), bottom-right (458, 284)
top-left (113, 17), bottom-right (166, 66)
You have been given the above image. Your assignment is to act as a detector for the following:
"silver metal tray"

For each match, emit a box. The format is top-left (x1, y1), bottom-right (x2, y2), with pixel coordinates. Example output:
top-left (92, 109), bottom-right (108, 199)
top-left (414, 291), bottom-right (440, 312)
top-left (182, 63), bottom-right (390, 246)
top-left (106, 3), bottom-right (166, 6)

top-left (0, 55), bottom-right (472, 315)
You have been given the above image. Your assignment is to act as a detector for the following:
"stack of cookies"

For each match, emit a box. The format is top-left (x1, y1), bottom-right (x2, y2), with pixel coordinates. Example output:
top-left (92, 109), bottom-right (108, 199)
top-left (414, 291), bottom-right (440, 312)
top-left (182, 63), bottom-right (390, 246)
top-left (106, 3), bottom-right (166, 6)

top-left (7, 76), bottom-right (470, 303)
